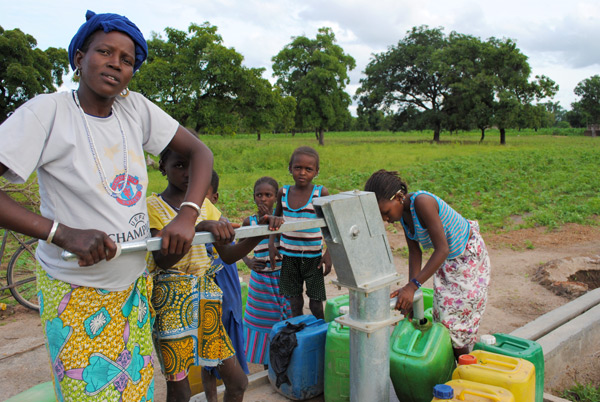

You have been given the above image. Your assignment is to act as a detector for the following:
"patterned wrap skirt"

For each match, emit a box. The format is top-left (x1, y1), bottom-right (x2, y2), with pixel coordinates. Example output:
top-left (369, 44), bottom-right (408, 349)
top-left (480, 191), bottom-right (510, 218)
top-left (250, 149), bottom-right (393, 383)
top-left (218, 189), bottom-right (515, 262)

top-left (243, 270), bottom-right (292, 365)
top-left (432, 220), bottom-right (491, 349)
top-left (36, 266), bottom-right (155, 402)
top-left (152, 264), bottom-right (235, 381)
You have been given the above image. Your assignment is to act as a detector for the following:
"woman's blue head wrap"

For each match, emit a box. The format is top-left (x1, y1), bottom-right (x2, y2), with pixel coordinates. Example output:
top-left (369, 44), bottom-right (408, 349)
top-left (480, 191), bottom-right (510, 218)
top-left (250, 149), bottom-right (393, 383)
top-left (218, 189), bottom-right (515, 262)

top-left (68, 10), bottom-right (148, 73)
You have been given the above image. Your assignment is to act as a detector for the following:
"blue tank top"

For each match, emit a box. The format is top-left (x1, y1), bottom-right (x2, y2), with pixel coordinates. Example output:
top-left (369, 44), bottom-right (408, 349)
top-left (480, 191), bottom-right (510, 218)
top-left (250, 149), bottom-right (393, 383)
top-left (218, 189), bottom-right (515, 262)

top-left (400, 191), bottom-right (470, 259)
top-left (280, 184), bottom-right (323, 258)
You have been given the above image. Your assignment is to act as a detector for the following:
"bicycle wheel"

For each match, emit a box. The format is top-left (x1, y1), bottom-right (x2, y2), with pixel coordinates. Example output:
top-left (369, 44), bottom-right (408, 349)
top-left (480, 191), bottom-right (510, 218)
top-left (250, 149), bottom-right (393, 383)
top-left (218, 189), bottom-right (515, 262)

top-left (7, 238), bottom-right (39, 311)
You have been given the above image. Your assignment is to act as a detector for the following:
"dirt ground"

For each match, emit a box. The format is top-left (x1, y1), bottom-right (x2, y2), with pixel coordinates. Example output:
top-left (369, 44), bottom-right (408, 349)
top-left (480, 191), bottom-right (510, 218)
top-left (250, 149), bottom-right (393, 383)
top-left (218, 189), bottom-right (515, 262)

top-left (1, 223), bottom-right (599, 400)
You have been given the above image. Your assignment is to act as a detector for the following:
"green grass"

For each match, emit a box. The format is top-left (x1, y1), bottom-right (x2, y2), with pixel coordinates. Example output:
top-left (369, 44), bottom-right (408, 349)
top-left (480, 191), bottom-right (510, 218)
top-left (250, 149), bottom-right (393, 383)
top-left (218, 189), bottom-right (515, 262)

top-left (147, 129), bottom-right (600, 231)
top-left (562, 383), bottom-right (600, 402)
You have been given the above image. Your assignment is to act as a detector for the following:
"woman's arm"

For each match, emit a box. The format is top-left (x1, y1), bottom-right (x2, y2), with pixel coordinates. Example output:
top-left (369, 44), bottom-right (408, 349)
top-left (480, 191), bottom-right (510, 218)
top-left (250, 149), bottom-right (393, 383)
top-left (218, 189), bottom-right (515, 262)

top-left (156, 126), bottom-right (213, 257)
top-left (0, 163), bottom-right (117, 266)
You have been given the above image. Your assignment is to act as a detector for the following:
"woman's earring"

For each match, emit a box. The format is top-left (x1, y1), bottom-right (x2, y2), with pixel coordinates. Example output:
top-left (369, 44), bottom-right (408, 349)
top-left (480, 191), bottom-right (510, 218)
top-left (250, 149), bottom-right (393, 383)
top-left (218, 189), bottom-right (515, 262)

top-left (74, 68), bottom-right (80, 77)
top-left (120, 88), bottom-right (130, 98)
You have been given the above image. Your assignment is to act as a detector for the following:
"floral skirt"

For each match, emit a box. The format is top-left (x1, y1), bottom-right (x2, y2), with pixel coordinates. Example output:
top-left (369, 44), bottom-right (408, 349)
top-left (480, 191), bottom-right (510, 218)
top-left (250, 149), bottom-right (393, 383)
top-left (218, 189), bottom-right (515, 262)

top-left (37, 266), bottom-right (155, 402)
top-left (152, 266), bottom-right (235, 381)
top-left (432, 220), bottom-right (491, 349)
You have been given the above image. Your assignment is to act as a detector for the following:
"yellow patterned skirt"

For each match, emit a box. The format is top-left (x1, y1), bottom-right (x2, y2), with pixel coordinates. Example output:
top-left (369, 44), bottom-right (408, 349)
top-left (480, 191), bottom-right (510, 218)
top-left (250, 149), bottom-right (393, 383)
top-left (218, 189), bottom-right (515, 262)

top-left (36, 266), bottom-right (155, 402)
top-left (152, 266), bottom-right (235, 381)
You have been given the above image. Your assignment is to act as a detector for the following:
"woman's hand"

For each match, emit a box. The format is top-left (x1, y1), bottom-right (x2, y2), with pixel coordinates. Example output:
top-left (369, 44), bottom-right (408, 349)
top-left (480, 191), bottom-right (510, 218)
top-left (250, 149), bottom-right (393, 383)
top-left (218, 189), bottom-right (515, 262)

top-left (52, 224), bottom-right (117, 266)
top-left (159, 208), bottom-right (197, 255)
top-left (391, 283), bottom-right (417, 315)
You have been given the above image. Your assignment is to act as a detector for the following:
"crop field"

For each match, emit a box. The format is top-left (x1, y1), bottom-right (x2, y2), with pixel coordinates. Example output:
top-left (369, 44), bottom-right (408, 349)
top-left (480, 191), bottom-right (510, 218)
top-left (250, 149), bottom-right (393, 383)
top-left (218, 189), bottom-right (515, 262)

top-left (147, 129), bottom-right (600, 232)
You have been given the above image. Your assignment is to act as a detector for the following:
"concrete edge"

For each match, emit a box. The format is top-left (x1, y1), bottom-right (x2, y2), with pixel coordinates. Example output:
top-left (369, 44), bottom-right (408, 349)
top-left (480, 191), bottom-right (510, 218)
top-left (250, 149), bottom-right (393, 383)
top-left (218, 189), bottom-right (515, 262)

top-left (511, 287), bottom-right (600, 341)
top-left (543, 393), bottom-right (571, 402)
top-left (190, 369), bottom-right (269, 402)
top-left (537, 303), bottom-right (600, 391)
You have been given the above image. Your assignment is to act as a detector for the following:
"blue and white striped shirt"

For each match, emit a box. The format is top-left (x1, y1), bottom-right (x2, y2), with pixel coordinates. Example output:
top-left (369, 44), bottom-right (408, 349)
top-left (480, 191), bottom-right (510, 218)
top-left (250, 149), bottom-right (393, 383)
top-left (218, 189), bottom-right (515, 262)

top-left (401, 190), bottom-right (471, 259)
top-left (280, 184), bottom-right (324, 258)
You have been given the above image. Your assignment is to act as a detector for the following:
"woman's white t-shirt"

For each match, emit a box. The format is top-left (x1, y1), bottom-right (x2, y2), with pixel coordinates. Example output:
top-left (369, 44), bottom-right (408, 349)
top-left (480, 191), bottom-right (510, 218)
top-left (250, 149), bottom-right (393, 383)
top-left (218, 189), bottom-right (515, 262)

top-left (0, 91), bottom-right (178, 290)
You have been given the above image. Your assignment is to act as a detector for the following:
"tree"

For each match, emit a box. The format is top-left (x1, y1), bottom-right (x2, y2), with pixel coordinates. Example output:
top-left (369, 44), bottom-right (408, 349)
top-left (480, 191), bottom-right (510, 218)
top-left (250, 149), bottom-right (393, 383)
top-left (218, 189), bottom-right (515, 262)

top-left (0, 26), bottom-right (68, 122)
top-left (573, 75), bottom-right (600, 136)
top-left (236, 67), bottom-right (281, 140)
top-left (356, 26), bottom-right (449, 141)
top-left (272, 27), bottom-right (355, 145)
top-left (131, 23), bottom-right (278, 134)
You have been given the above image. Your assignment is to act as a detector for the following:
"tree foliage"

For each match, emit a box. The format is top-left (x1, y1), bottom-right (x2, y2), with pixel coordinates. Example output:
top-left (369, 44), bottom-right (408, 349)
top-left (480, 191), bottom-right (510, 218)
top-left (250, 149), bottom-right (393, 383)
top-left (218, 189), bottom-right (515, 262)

top-left (0, 26), bottom-right (69, 122)
top-left (130, 23), bottom-right (281, 135)
top-left (573, 75), bottom-right (600, 127)
top-left (356, 26), bottom-right (557, 143)
top-left (272, 27), bottom-right (355, 145)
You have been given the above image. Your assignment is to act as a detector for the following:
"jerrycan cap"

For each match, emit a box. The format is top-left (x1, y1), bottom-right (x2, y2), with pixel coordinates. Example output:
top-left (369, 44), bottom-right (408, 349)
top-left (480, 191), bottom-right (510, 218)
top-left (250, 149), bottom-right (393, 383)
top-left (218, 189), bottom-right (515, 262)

top-left (458, 354), bottom-right (477, 365)
top-left (480, 334), bottom-right (496, 345)
top-left (433, 384), bottom-right (454, 399)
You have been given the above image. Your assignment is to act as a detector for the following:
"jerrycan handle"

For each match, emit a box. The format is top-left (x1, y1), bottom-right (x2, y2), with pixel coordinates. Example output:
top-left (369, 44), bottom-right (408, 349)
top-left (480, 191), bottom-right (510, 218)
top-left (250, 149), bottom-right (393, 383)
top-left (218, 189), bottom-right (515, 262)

top-left (480, 357), bottom-right (515, 369)
top-left (458, 389), bottom-right (502, 401)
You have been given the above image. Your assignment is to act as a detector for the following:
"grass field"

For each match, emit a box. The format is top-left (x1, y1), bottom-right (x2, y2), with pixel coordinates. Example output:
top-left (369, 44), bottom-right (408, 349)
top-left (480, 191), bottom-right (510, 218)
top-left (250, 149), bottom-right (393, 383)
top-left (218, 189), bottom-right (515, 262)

top-left (148, 129), bottom-right (600, 232)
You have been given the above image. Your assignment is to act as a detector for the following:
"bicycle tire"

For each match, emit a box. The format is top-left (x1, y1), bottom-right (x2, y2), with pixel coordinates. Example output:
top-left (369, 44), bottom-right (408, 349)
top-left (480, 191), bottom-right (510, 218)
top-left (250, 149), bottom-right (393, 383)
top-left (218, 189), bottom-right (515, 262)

top-left (7, 238), bottom-right (39, 311)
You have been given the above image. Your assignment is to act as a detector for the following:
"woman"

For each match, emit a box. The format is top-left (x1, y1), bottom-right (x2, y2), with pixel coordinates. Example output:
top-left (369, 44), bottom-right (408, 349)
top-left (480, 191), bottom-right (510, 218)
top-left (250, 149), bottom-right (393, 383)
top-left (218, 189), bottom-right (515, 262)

top-left (0, 11), bottom-right (214, 401)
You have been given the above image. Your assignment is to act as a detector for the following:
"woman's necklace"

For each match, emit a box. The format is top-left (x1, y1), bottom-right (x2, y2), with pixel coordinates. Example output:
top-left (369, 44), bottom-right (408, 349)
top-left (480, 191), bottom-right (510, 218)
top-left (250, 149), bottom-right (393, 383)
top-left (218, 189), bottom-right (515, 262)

top-left (73, 90), bottom-right (129, 197)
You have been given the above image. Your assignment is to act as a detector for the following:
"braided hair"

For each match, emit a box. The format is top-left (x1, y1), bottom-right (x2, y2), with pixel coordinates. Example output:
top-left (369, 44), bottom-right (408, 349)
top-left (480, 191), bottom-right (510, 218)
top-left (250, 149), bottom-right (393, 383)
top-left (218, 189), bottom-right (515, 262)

top-left (254, 176), bottom-right (279, 193)
top-left (364, 169), bottom-right (409, 202)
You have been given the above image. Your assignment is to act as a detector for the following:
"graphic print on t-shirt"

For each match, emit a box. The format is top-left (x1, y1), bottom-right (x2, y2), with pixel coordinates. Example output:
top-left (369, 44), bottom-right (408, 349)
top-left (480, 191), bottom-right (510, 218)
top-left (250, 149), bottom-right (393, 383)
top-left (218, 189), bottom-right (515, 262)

top-left (111, 174), bottom-right (143, 206)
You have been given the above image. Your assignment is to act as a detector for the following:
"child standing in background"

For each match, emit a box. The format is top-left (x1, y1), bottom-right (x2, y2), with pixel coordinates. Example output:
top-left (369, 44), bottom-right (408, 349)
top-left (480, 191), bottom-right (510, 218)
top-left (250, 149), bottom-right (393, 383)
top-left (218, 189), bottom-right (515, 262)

top-left (201, 170), bottom-right (250, 401)
top-left (364, 169), bottom-right (490, 359)
top-left (242, 177), bottom-right (292, 367)
top-left (274, 146), bottom-right (332, 319)
top-left (148, 150), bottom-right (281, 402)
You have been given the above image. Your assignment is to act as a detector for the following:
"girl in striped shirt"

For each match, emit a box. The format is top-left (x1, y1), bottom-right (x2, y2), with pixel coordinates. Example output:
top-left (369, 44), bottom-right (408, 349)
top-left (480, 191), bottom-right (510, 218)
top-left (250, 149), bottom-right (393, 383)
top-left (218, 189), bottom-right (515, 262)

top-left (242, 177), bottom-right (292, 368)
top-left (365, 169), bottom-right (490, 359)
top-left (274, 146), bottom-right (332, 319)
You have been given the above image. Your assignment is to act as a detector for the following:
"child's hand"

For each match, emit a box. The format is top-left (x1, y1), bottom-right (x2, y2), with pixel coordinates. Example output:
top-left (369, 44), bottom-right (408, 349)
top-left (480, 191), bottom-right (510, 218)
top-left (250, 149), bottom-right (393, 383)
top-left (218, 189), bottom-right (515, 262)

top-left (245, 257), bottom-right (267, 272)
top-left (197, 220), bottom-right (236, 245)
top-left (257, 203), bottom-right (271, 217)
top-left (320, 250), bottom-right (332, 276)
top-left (258, 214), bottom-right (283, 231)
top-left (392, 284), bottom-right (416, 315)
top-left (268, 240), bottom-right (281, 269)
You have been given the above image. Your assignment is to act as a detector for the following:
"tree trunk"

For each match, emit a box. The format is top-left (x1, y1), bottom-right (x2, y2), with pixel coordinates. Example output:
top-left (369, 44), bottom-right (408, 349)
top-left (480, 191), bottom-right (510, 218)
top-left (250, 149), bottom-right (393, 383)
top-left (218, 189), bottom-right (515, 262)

top-left (292, 129), bottom-right (296, 137)
top-left (500, 127), bottom-right (506, 145)
top-left (480, 128), bottom-right (486, 142)
top-left (318, 128), bottom-right (324, 146)
top-left (257, 133), bottom-right (261, 141)
top-left (592, 125), bottom-right (597, 137)
top-left (433, 127), bottom-right (441, 142)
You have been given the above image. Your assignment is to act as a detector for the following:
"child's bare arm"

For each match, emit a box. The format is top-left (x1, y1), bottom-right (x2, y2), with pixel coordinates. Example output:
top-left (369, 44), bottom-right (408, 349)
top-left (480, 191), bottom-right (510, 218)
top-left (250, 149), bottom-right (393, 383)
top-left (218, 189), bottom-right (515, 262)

top-left (320, 248), bottom-right (332, 276)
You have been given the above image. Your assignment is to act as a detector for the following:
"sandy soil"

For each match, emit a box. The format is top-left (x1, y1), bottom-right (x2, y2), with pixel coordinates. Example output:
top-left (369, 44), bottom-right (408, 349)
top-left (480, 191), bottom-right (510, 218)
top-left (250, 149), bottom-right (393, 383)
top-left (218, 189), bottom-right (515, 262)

top-left (1, 223), bottom-right (599, 400)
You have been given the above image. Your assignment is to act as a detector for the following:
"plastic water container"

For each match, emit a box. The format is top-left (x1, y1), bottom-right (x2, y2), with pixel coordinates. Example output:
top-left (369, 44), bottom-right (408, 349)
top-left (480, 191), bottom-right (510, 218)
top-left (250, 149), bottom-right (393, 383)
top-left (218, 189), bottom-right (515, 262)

top-left (390, 317), bottom-right (456, 402)
top-left (5, 382), bottom-right (56, 402)
top-left (421, 286), bottom-right (434, 310)
top-left (452, 350), bottom-right (535, 402)
top-left (324, 294), bottom-right (349, 322)
top-left (324, 320), bottom-right (350, 402)
top-left (431, 379), bottom-right (516, 401)
top-left (268, 315), bottom-right (329, 400)
top-left (474, 333), bottom-right (544, 402)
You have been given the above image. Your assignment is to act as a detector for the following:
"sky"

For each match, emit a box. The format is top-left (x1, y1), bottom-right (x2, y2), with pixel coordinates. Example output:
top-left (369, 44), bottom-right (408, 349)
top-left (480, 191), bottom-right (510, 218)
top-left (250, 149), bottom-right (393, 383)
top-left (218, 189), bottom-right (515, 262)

top-left (3, 0), bottom-right (600, 113)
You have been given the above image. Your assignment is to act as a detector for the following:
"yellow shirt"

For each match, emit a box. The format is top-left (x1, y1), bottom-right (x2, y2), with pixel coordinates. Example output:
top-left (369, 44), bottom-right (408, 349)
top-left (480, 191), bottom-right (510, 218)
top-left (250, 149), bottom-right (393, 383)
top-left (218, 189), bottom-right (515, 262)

top-left (146, 194), bottom-right (221, 276)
